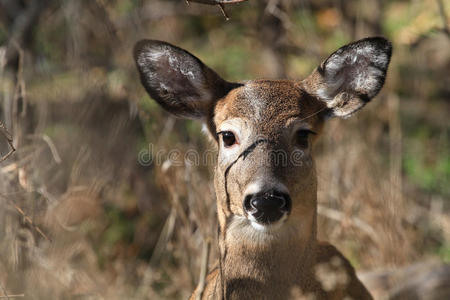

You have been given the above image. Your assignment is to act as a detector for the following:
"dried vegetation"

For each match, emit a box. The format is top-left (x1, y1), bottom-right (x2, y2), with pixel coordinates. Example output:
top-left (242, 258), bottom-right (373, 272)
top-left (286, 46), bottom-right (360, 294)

top-left (0, 0), bottom-right (449, 299)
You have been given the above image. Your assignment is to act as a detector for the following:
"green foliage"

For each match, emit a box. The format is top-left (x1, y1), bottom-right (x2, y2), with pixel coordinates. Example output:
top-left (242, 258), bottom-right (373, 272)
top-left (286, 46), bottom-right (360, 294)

top-left (438, 243), bottom-right (450, 263)
top-left (95, 204), bottom-right (136, 269)
top-left (104, 206), bottom-right (135, 245)
top-left (205, 43), bottom-right (253, 80)
top-left (404, 126), bottom-right (450, 197)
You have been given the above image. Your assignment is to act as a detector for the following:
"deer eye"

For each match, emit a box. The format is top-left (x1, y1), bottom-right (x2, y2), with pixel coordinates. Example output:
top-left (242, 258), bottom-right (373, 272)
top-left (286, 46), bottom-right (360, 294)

top-left (218, 131), bottom-right (237, 148)
top-left (295, 129), bottom-right (316, 148)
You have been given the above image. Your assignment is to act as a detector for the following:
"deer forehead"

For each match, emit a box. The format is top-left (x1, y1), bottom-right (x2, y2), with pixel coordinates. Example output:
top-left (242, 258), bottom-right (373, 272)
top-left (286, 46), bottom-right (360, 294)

top-left (213, 80), bottom-right (325, 136)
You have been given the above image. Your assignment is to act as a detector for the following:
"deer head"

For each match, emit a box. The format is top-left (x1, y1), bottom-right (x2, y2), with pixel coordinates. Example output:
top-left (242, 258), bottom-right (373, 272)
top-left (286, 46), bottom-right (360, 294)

top-left (134, 37), bottom-right (391, 240)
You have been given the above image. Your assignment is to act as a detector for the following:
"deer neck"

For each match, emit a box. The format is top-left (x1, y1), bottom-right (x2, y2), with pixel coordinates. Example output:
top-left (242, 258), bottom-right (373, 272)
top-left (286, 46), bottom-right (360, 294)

top-left (216, 206), bottom-right (319, 298)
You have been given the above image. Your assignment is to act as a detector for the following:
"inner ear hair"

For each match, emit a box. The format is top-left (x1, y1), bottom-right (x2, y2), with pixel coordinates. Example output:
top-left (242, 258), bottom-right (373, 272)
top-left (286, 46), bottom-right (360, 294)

top-left (134, 39), bottom-right (241, 119)
top-left (302, 37), bottom-right (392, 118)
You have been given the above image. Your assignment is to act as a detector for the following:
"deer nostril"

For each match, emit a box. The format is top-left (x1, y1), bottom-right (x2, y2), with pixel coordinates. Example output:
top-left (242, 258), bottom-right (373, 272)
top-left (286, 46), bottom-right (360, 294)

top-left (277, 196), bottom-right (287, 209)
top-left (271, 191), bottom-right (291, 212)
top-left (244, 195), bottom-right (254, 212)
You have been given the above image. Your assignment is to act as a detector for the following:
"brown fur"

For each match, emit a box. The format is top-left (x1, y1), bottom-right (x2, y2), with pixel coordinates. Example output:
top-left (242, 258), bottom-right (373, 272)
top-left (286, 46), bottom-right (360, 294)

top-left (134, 38), bottom-right (392, 300)
top-left (191, 241), bottom-right (372, 300)
top-left (190, 81), bottom-right (372, 299)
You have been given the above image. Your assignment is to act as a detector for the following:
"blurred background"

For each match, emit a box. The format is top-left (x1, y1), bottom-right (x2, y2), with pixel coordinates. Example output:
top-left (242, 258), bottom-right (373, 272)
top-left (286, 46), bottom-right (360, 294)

top-left (0, 0), bottom-right (448, 299)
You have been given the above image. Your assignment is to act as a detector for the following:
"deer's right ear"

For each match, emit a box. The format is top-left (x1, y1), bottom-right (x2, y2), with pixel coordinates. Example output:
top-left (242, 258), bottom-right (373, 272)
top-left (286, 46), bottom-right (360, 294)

top-left (134, 40), bottom-right (238, 119)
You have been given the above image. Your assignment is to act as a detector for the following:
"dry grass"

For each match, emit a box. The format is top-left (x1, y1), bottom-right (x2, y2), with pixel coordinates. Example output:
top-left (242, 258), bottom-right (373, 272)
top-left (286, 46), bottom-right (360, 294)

top-left (0, 1), bottom-right (449, 299)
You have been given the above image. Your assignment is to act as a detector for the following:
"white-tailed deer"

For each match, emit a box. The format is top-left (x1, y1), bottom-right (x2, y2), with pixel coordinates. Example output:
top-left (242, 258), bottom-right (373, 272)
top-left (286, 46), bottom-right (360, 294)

top-left (134, 37), bottom-right (392, 299)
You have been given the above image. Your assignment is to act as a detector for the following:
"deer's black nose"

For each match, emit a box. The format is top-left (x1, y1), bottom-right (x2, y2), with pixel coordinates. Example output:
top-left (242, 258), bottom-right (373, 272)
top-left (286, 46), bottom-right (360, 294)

top-left (243, 189), bottom-right (291, 224)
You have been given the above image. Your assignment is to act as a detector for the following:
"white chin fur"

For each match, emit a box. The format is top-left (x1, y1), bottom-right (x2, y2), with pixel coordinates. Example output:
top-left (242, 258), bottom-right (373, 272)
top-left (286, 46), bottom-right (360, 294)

top-left (227, 215), bottom-right (294, 245)
top-left (249, 214), bottom-right (288, 232)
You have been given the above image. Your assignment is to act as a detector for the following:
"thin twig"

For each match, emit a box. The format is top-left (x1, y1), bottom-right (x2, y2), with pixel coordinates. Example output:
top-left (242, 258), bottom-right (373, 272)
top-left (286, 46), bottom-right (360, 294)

top-left (196, 239), bottom-right (211, 300)
top-left (186, 0), bottom-right (247, 4)
top-left (0, 121), bottom-right (15, 163)
top-left (149, 207), bottom-right (177, 267)
top-left (217, 4), bottom-right (229, 20)
top-left (136, 207), bottom-right (177, 298)
top-left (186, 0), bottom-right (248, 20)
top-left (317, 204), bottom-right (380, 245)
top-left (42, 135), bottom-right (62, 164)
top-left (0, 281), bottom-right (9, 300)
top-left (0, 295), bottom-right (24, 299)
top-left (6, 199), bottom-right (51, 242)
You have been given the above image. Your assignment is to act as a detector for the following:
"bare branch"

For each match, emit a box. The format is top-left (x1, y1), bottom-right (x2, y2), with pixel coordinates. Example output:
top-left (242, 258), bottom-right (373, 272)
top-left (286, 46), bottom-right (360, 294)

top-left (186, 0), bottom-right (248, 4)
top-left (186, 0), bottom-right (248, 20)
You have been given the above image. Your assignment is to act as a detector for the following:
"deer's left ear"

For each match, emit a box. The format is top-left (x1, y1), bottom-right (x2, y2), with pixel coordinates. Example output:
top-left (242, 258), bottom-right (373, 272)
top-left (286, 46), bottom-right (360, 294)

top-left (302, 37), bottom-right (392, 118)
